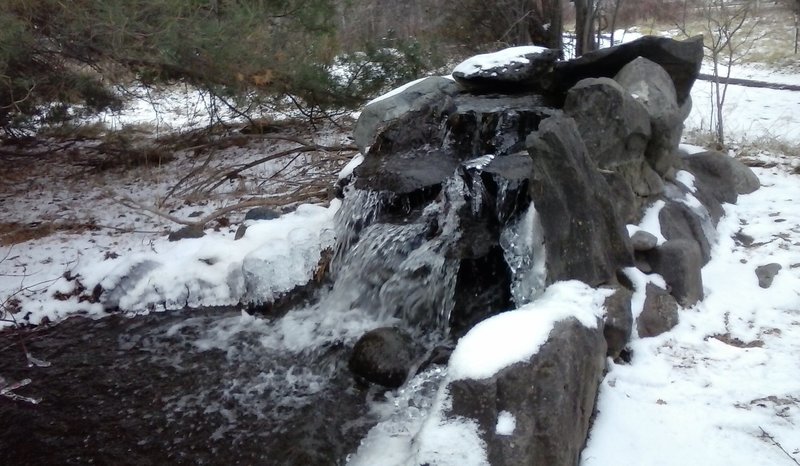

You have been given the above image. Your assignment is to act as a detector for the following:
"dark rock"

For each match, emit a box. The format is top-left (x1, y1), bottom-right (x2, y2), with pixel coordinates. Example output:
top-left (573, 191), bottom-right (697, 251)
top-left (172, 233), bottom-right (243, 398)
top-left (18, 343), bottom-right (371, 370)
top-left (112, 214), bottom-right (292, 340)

top-left (167, 225), bottom-right (205, 242)
top-left (604, 286), bottom-right (633, 359)
top-left (683, 151), bottom-right (740, 206)
top-left (234, 224), bottom-right (248, 240)
top-left (526, 114), bottom-right (633, 286)
top-left (648, 239), bottom-right (704, 306)
top-left (244, 207), bottom-right (281, 221)
top-left (447, 318), bottom-right (606, 466)
top-left (601, 170), bottom-right (638, 224)
top-left (631, 230), bottom-right (659, 251)
top-left (551, 35), bottom-right (704, 104)
top-left (638, 283), bottom-right (679, 338)
top-left (348, 327), bottom-right (417, 388)
top-left (353, 76), bottom-right (461, 153)
top-left (614, 57), bottom-right (683, 177)
top-left (658, 201), bottom-right (712, 263)
top-left (452, 47), bottom-right (560, 92)
top-left (684, 150), bottom-right (759, 198)
top-left (755, 263), bottom-right (782, 289)
top-left (188, 210), bottom-right (203, 218)
top-left (450, 245), bottom-right (513, 337)
top-left (563, 77), bottom-right (662, 200)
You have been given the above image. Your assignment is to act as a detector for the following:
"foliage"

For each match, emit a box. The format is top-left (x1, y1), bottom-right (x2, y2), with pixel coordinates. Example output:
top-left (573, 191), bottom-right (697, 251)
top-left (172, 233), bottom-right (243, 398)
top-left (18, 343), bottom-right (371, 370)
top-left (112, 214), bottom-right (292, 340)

top-left (0, 0), bottom-right (433, 137)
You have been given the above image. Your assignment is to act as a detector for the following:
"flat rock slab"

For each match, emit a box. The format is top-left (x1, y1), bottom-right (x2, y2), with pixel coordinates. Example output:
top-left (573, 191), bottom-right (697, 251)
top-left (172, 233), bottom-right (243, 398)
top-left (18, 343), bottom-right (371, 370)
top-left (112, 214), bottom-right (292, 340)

top-left (453, 46), bottom-right (559, 92)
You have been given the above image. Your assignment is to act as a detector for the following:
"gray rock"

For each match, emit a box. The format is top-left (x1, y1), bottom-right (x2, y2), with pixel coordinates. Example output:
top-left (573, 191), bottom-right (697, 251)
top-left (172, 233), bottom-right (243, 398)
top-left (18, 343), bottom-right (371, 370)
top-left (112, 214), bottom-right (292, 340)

top-left (452, 47), bottom-right (560, 92)
top-left (234, 224), bottom-right (248, 240)
top-left (563, 78), bottom-right (664, 200)
top-left (638, 283), bottom-right (679, 338)
top-left (353, 76), bottom-right (461, 153)
top-left (755, 263), bottom-right (782, 289)
top-left (551, 35), bottom-right (704, 105)
top-left (447, 318), bottom-right (606, 466)
top-left (631, 230), bottom-right (658, 251)
top-left (658, 201), bottom-right (712, 263)
top-left (348, 327), bottom-right (417, 388)
top-left (244, 207), bottom-right (281, 221)
top-left (167, 225), bottom-right (205, 242)
top-left (683, 151), bottom-right (740, 205)
top-left (604, 286), bottom-right (633, 359)
top-left (648, 239), bottom-right (704, 306)
top-left (614, 57), bottom-right (683, 177)
top-left (684, 150), bottom-right (760, 197)
top-left (526, 114), bottom-right (633, 287)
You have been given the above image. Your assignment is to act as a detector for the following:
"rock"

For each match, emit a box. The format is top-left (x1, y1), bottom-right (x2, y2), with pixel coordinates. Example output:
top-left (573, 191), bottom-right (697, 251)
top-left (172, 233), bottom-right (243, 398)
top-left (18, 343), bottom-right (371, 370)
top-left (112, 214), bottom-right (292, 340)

top-left (658, 201), bottom-right (712, 263)
top-left (637, 283), bottom-right (679, 338)
top-left (684, 150), bottom-right (759, 199)
top-left (647, 239), bottom-right (704, 306)
top-left (682, 151), bottom-right (740, 205)
top-left (526, 114), bottom-right (633, 286)
top-left (601, 170), bottom-right (638, 224)
top-left (551, 35), bottom-right (704, 105)
top-left (167, 225), bottom-right (205, 242)
top-left (631, 230), bottom-right (658, 251)
top-left (604, 286), bottom-right (633, 359)
top-left (452, 46), bottom-right (560, 92)
top-left (244, 207), bottom-right (281, 221)
top-left (614, 57), bottom-right (683, 177)
top-left (755, 263), bottom-right (782, 289)
top-left (353, 76), bottom-right (461, 153)
top-left (348, 327), bottom-right (417, 388)
top-left (234, 224), bottom-right (248, 240)
top-left (563, 77), bottom-right (662, 200)
top-left (447, 318), bottom-right (607, 466)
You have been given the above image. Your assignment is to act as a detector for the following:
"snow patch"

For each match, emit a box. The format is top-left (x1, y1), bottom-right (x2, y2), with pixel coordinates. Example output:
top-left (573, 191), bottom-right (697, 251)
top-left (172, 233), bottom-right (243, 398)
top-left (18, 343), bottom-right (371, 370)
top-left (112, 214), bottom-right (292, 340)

top-left (495, 411), bottom-right (516, 436)
top-left (453, 46), bottom-right (549, 77)
top-left (448, 281), bottom-right (611, 381)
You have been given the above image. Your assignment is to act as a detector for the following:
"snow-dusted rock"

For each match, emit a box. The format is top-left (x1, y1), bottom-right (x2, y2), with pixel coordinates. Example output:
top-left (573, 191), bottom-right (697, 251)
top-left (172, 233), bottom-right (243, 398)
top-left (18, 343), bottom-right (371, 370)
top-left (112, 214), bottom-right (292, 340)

top-left (353, 76), bottom-right (460, 153)
top-left (452, 46), bottom-right (558, 92)
top-left (603, 286), bottom-right (633, 359)
top-left (637, 282), bottom-right (679, 338)
top-left (446, 317), bottom-right (606, 466)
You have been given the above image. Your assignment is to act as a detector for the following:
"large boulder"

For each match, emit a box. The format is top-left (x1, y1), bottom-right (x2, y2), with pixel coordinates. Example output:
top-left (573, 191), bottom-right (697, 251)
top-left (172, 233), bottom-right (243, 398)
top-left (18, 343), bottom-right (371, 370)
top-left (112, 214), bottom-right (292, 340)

top-left (563, 77), bottom-right (663, 200)
top-left (452, 46), bottom-right (560, 93)
top-left (647, 239), bottom-right (704, 306)
top-left (526, 114), bottom-right (633, 287)
top-left (614, 57), bottom-right (683, 178)
top-left (683, 150), bottom-right (760, 201)
top-left (658, 200), bottom-right (713, 264)
top-left (353, 76), bottom-right (461, 153)
top-left (447, 318), bottom-right (607, 466)
top-left (551, 35), bottom-right (704, 105)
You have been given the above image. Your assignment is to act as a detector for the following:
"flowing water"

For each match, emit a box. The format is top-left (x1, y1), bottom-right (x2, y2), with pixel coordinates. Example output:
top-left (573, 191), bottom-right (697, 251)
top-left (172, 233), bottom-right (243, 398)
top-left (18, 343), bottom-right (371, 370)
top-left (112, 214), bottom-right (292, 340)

top-left (0, 151), bottom-right (544, 464)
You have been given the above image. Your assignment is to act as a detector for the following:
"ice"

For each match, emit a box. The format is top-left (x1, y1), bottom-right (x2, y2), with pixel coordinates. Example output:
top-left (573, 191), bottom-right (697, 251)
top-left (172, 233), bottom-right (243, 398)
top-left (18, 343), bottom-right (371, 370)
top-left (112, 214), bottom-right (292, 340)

top-left (500, 202), bottom-right (547, 306)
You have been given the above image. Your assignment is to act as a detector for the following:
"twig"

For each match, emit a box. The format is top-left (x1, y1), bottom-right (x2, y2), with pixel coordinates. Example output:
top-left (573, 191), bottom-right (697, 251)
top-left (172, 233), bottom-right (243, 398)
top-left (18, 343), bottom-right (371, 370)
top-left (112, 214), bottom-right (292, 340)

top-left (759, 426), bottom-right (800, 465)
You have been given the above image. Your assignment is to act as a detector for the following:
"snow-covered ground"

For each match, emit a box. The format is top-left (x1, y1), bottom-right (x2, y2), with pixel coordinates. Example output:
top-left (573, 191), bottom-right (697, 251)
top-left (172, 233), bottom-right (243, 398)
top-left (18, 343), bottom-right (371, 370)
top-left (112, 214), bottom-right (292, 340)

top-left (2, 39), bottom-right (800, 465)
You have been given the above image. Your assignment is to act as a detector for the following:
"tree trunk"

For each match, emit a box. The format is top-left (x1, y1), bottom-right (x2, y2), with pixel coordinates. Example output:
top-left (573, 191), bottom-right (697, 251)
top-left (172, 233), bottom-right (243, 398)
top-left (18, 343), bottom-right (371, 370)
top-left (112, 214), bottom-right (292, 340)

top-left (575, 0), bottom-right (596, 56)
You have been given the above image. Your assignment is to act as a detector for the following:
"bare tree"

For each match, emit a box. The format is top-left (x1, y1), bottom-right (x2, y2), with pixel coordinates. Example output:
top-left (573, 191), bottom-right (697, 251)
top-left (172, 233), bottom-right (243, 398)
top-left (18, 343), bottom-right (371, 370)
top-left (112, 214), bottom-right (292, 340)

top-left (678, 0), bottom-right (765, 147)
top-left (575, 0), bottom-right (598, 55)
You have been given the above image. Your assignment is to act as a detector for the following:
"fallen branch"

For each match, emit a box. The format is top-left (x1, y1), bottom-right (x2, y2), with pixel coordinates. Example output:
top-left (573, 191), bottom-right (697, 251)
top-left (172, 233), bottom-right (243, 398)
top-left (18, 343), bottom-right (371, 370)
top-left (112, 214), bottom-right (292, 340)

top-left (759, 426), bottom-right (800, 465)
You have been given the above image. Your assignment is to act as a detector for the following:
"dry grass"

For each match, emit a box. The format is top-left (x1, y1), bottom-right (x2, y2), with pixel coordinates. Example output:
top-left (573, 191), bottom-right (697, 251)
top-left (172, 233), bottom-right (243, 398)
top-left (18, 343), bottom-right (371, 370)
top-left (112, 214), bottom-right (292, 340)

top-left (0, 222), bottom-right (100, 247)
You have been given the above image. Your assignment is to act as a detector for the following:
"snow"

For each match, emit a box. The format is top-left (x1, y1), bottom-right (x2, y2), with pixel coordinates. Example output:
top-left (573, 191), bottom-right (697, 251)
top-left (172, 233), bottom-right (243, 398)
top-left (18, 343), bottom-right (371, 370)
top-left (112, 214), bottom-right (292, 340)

top-left (627, 200), bottom-right (667, 246)
top-left (366, 77), bottom-right (428, 106)
top-left (3, 27), bottom-right (800, 466)
top-left (449, 281), bottom-right (610, 381)
top-left (583, 163), bottom-right (800, 465)
top-left (495, 411), bottom-right (516, 436)
top-left (453, 46), bottom-right (549, 77)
